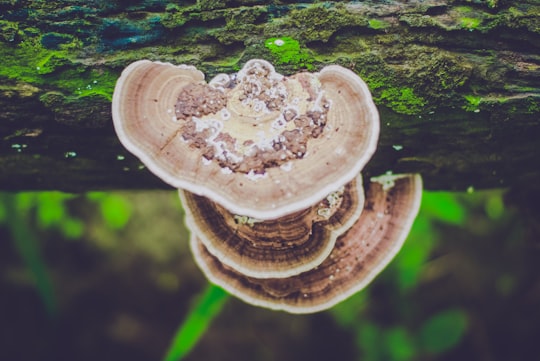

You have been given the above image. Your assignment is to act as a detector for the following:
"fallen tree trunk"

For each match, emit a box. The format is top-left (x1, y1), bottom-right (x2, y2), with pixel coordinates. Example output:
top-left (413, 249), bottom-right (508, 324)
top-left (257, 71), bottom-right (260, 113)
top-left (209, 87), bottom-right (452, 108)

top-left (1, 0), bottom-right (539, 192)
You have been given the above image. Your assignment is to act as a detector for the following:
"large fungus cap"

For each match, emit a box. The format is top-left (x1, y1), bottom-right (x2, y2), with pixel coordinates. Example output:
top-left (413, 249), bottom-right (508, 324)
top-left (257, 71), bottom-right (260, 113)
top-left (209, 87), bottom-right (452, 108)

top-left (179, 174), bottom-right (365, 279)
top-left (113, 59), bottom-right (379, 220)
top-left (190, 174), bottom-right (422, 313)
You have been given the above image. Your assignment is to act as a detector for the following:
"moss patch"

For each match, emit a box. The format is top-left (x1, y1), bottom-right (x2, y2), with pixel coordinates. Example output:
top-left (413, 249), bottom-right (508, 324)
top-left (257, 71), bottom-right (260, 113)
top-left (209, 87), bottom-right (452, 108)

top-left (286, 5), bottom-right (367, 42)
top-left (368, 19), bottom-right (389, 30)
top-left (377, 87), bottom-right (427, 115)
top-left (400, 48), bottom-right (472, 107)
top-left (463, 95), bottom-right (482, 112)
top-left (0, 38), bottom-right (116, 101)
top-left (39, 91), bottom-right (111, 128)
top-left (346, 54), bottom-right (427, 115)
top-left (0, 20), bottom-right (22, 42)
top-left (40, 32), bottom-right (77, 50)
top-left (264, 37), bottom-right (314, 70)
top-left (460, 17), bottom-right (482, 30)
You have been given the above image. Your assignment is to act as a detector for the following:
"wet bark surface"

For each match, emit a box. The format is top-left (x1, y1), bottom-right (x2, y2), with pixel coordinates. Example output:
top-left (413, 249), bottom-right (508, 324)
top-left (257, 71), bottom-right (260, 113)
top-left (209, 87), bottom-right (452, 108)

top-left (1, 0), bottom-right (539, 192)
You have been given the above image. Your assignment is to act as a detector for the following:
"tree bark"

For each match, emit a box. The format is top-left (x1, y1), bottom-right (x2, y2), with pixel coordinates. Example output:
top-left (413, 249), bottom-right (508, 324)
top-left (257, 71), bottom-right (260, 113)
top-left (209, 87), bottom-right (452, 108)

top-left (1, 0), bottom-right (539, 192)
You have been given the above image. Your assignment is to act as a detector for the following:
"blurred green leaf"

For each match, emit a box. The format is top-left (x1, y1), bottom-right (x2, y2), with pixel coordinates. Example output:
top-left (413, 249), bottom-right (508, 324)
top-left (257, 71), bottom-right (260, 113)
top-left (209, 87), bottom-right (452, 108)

top-left (485, 193), bottom-right (504, 220)
top-left (329, 291), bottom-right (368, 329)
top-left (61, 218), bottom-right (85, 239)
top-left (99, 194), bottom-right (132, 230)
top-left (163, 284), bottom-right (229, 361)
top-left (495, 274), bottom-right (515, 296)
top-left (384, 327), bottom-right (416, 361)
top-left (1, 193), bottom-right (58, 317)
top-left (394, 217), bottom-right (435, 290)
top-left (0, 200), bottom-right (5, 222)
top-left (36, 192), bottom-right (67, 228)
top-left (14, 192), bottom-right (36, 211)
top-left (418, 308), bottom-right (468, 354)
top-left (421, 192), bottom-right (467, 225)
top-left (86, 191), bottom-right (107, 201)
top-left (357, 322), bottom-right (384, 361)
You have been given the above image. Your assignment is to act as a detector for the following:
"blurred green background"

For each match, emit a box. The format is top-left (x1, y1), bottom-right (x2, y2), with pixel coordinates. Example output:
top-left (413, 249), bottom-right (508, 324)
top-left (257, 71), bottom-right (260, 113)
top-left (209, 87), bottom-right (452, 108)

top-left (0, 186), bottom-right (538, 361)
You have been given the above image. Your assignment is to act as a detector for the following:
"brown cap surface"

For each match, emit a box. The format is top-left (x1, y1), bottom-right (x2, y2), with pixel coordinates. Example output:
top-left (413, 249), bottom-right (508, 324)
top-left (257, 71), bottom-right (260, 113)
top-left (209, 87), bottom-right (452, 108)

top-left (112, 59), bottom-right (379, 220)
top-left (180, 174), bottom-right (365, 278)
top-left (190, 174), bottom-right (422, 313)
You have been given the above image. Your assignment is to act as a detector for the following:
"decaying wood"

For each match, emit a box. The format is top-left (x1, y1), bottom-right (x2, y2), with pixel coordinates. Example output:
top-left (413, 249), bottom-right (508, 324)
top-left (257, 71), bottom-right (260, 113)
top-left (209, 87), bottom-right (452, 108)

top-left (0, 0), bottom-right (539, 192)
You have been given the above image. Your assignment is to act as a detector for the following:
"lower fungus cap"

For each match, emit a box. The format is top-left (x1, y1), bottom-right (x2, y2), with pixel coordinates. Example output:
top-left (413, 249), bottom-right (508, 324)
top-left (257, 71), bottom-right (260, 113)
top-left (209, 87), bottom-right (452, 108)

top-left (179, 174), bottom-right (365, 279)
top-left (112, 59), bottom-right (379, 220)
top-left (190, 174), bottom-right (423, 313)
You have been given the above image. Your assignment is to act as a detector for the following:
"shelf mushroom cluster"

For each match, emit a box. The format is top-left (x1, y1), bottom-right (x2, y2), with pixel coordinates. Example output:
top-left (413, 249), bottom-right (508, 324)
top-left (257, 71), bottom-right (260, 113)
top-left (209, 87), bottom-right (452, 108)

top-left (112, 59), bottom-right (423, 313)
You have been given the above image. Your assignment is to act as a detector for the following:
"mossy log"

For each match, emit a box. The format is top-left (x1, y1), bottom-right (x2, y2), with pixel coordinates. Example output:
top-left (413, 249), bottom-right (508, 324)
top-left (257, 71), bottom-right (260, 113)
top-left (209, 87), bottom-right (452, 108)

top-left (1, 0), bottom-right (539, 192)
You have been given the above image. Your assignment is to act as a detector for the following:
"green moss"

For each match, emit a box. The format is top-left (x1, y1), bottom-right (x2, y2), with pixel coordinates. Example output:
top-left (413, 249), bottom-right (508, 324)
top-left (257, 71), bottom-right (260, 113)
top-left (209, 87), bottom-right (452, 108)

top-left (345, 54), bottom-right (427, 115)
top-left (225, 6), bottom-right (265, 28)
top-left (368, 19), bottom-right (389, 30)
top-left (463, 95), bottom-right (482, 112)
top-left (526, 97), bottom-right (540, 114)
top-left (0, 37), bottom-right (116, 101)
top-left (455, 6), bottom-right (474, 13)
top-left (399, 14), bottom-right (440, 28)
top-left (460, 17), bottom-right (482, 30)
top-left (40, 32), bottom-right (77, 50)
top-left (286, 5), bottom-right (367, 42)
top-left (0, 37), bottom-right (82, 83)
top-left (264, 37), bottom-right (314, 70)
top-left (0, 20), bottom-right (22, 42)
top-left (198, 0), bottom-right (227, 11)
top-left (485, 0), bottom-right (498, 9)
top-left (0, 40), bottom-right (56, 83)
top-left (36, 52), bottom-right (71, 75)
top-left (207, 7), bottom-right (267, 45)
top-left (361, 70), bottom-right (388, 92)
top-left (400, 49), bottom-right (471, 106)
top-left (161, 10), bottom-right (190, 29)
top-left (508, 6), bottom-right (523, 17)
top-left (165, 3), bottom-right (180, 12)
top-left (0, 82), bottom-right (40, 98)
top-left (48, 65), bottom-right (118, 101)
top-left (377, 87), bottom-right (427, 115)
top-left (453, 5), bottom-right (488, 31)
top-left (503, 6), bottom-right (540, 33)
top-left (401, 5), bottom-right (494, 32)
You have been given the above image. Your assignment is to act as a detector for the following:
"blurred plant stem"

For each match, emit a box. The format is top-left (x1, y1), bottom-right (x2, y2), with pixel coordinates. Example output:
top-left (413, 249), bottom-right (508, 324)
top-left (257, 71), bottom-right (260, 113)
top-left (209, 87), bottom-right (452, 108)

top-left (1, 193), bottom-right (58, 317)
top-left (163, 284), bottom-right (229, 361)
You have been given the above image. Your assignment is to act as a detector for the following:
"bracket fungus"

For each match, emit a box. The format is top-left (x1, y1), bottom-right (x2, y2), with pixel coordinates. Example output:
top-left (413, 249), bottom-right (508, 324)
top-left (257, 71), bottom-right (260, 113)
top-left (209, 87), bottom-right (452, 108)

top-left (112, 59), bottom-right (379, 220)
top-left (189, 174), bottom-right (422, 314)
top-left (179, 174), bottom-right (365, 279)
top-left (112, 58), bottom-right (423, 313)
